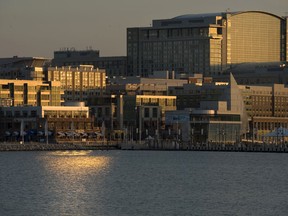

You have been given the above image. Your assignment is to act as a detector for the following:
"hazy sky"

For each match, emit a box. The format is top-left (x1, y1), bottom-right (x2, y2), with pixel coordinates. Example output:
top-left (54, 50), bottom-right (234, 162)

top-left (0, 0), bottom-right (287, 58)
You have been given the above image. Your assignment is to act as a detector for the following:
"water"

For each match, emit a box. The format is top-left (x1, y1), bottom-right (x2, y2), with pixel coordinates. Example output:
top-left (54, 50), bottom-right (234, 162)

top-left (1, 150), bottom-right (288, 216)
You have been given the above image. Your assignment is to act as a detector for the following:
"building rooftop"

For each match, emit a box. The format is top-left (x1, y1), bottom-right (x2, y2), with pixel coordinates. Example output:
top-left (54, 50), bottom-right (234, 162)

top-left (172, 12), bottom-right (224, 20)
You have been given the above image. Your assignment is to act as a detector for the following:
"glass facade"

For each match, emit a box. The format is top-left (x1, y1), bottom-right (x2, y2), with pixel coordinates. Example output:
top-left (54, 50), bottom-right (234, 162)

top-left (127, 11), bottom-right (287, 77)
top-left (229, 12), bottom-right (282, 64)
top-left (127, 27), bottom-right (215, 77)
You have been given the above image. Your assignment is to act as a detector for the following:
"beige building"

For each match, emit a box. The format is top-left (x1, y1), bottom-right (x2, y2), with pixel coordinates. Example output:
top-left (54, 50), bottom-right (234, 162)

top-left (0, 79), bottom-right (63, 106)
top-left (166, 74), bottom-right (247, 143)
top-left (107, 72), bottom-right (187, 96)
top-left (0, 103), bottom-right (96, 143)
top-left (47, 65), bottom-right (106, 103)
top-left (239, 84), bottom-right (288, 141)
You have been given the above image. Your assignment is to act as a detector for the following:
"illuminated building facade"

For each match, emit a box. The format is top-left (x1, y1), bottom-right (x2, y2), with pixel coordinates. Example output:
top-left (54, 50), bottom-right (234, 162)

top-left (0, 79), bottom-right (63, 106)
top-left (0, 104), bottom-right (95, 143)
top-left (0, 56), bottom-right (50, 81)
top-left (47, 65), bottom-right (106, 103)
top-left (127, 11), bottom-right (288, 77)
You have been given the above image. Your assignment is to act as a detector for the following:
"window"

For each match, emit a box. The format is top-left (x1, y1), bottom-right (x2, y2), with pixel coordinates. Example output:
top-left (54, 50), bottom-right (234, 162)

top-left (153, 108), bottom-right (158, 118)
top-left (144, 108), bottom-right (149, 118)
top-left (15, 111), bottom-right (20, 117)
top-left (31, 110), bottom-right (37, 117)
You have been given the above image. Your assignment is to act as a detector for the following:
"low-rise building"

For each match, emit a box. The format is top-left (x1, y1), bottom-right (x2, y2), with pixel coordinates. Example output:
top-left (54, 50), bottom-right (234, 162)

top-left (166, 107), bottom-right (242, 144)
top-left (47, 65), bottom-right (106, 103)
top-left (168, 74), bottom-right (247, 143)
top-left (0, 79), bottom-right (63, 106)
top-left (0, 103), bottom-right (97, 143)
top-left (52, 48), bottom-right (127, 77)
top-left (239, 83), bottom-right (288, 142)
top-left (0, 56), bottom-right (50, 80)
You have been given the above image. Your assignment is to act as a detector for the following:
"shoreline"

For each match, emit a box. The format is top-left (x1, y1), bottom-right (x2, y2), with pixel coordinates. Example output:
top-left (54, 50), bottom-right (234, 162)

top-left (0, 143), bottom-right (119, 151)
top-left (1, 141), bottom-right (288, 153)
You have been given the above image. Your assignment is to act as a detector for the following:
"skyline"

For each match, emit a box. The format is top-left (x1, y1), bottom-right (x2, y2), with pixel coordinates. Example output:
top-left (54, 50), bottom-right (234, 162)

top-left (0, 0), bottom-right (287, 58)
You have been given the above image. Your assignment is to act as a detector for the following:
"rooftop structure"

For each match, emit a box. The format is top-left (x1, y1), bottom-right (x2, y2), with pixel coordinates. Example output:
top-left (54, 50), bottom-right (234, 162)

top-left (52, 49), bottom-right (127, 77)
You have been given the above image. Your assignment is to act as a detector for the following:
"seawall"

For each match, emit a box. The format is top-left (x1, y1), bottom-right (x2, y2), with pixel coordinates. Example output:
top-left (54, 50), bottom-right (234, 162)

top-left (0, 142), bottom-right (119, 151)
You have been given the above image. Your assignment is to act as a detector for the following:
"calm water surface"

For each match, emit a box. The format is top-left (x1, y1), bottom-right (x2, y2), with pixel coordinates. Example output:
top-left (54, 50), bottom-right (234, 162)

top-left (1, 150), bottom-right (288, 216)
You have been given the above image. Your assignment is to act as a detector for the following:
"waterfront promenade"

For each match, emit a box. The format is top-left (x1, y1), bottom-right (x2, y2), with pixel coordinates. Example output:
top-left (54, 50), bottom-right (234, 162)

top-left (1, 140), bottom-right (288, 153)
top-left (0, 142), bottom-right (119, 151)
top-left (121, 140), bottom-right (288, 153)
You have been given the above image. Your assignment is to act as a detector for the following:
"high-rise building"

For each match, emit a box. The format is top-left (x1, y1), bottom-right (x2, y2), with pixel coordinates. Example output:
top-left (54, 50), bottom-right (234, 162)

top-left (127, 11), bottom-right (288, 77)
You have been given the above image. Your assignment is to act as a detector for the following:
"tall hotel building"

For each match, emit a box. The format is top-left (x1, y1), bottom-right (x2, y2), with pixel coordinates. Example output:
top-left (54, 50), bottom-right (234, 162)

top-left (127, 11), bottom-right (288, 77)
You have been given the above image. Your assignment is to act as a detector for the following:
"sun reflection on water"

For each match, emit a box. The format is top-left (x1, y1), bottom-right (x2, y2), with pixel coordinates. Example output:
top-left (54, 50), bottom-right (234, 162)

top-left (39, 150), bottom-right (112, 215)
top-left (44, 150), bottom-right (111, 173)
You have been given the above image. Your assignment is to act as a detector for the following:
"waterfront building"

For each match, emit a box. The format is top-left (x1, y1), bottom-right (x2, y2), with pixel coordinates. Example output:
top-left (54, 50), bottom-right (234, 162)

top-left (89, 71), bottom-right (182, 140)
top-left (88, 94), bottom-right (124, 140)
top-left (166, 74), bottom-right (245, 144)
top-left (127, 11), bottom-right (288, 77)
top-left (170, 73), bottom-right (288, 143)
top-left (52, 48), bottom-right (127, 77)
top-left (166, 107), bottom-right (242, 144)
top-left (0, 102), bottom-right (96, 143)
top-left (123, 95), bottom-right (176, 140)
top-left (88, 93), bottom-right (176, 141)
top-left (47, 65), bottom-right (106, 103)
top-left (238, 84), bottom-right (288, 142)
top-left (0, 79), bottom-right (63, 106)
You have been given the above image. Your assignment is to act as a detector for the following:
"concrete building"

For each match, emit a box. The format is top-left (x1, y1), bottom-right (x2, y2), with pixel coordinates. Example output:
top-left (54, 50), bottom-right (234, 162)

top-left (0, 56), bottom-right (50, 81)
top-left (127, 11), bottom-right (288, 77)
top-left (170, 72), bottom-right (288, 143)
top-left (0, 79), bottom-right (63, 106)
top-left (52, 48), bottom-right (127, 77)
top-left (47, 65), bottom-right (106, 103)
top-left (123, 95), bottom-right (177, 140)
top-left (167, 74), bottom-right (246, 144)
top-left (213, 62), bottom-right (288, 85)
top-left (166, 107), bottom-right (242, 144)
top-left (88, 93), bottom-right (176, 141)
top-left (107, 71), bottom-right (188, 96)
top-left (88, 95), bottom-right (124, 137)
top-left (239, 83), bottom-right (288, 142)
top-left (0, 103), bottom-right (96, 143)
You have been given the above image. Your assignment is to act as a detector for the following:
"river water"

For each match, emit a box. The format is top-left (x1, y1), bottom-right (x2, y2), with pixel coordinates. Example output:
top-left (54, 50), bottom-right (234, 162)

top-left (1, 150), bottom-right (288, 216)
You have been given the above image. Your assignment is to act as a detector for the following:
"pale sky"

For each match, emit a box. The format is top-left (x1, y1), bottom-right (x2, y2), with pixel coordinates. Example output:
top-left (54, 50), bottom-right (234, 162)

top-left (0, 0), bottom-right (287, 58)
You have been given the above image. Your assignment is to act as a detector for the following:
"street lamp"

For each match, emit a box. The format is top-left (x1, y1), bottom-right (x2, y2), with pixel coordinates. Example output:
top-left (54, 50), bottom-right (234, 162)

top-left (139, 106), bottom-right (142, 145)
